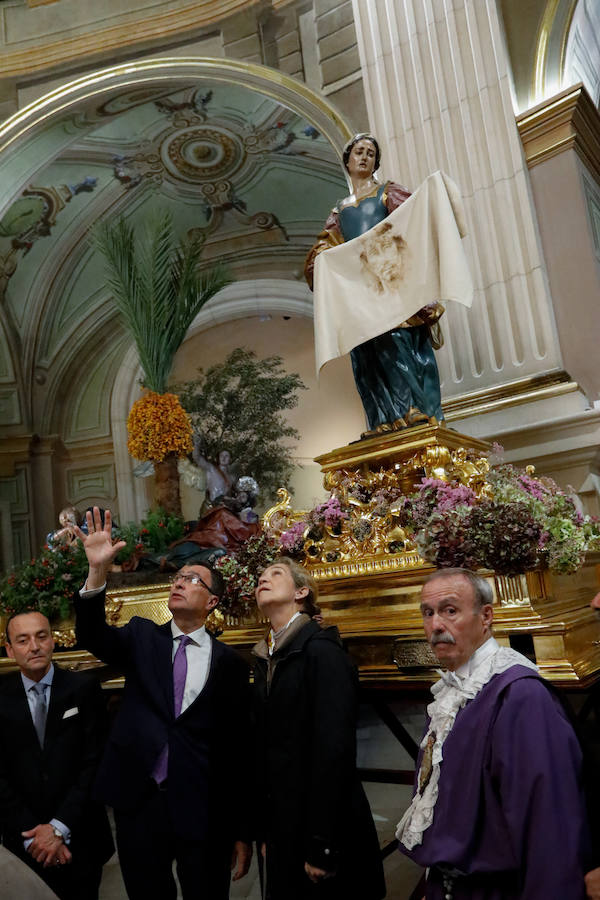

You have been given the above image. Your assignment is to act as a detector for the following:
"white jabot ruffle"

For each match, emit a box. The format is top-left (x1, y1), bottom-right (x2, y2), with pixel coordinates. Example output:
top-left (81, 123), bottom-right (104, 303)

top-left (395, 639), bottom-right (537, 850)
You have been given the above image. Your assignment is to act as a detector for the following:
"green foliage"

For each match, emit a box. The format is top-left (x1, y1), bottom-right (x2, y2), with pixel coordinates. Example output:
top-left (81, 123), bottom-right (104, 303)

top-left (114, 509), bottom-right (185, 563)
top-left (95, 212), bottom-right (231, 393)
top-left (0, 542), bottom-right (89, 621)
top-left (0, 510), bottom-right (188, 620)
top-left (177, 348), bottom-right (306, 502)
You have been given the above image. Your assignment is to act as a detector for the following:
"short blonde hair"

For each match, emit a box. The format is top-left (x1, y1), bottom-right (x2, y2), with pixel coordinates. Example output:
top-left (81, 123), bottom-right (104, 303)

top-left (262, 557), bottom-right (320, 617)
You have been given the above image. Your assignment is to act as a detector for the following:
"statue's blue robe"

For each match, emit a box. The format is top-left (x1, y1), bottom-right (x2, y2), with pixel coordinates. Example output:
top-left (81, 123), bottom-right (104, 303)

top-left (306, 181), bottom-right (444, 431)
top-left (401, 666), bottom-right (589, 899)
top-left (338, 183), bottom-right (443, 430)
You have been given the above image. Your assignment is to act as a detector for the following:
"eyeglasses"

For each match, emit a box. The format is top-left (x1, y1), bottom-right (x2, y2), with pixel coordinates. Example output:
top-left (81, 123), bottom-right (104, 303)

top-left (168, 572), bottom-right (212, 592)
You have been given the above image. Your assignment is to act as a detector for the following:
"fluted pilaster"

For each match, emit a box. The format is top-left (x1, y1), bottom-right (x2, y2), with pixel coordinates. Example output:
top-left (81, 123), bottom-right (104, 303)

top-left (352, 0), bottom-right (562, 399)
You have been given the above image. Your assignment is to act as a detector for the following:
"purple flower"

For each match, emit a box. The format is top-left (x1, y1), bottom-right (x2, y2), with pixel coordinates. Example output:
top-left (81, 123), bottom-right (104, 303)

top-left (280, 521), bottom-right (307, 552)
top-left (309, 496), bottom-right (349, 528)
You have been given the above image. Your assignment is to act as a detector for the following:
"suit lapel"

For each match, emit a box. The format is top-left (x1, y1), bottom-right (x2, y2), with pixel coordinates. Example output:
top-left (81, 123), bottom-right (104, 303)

top-left (5, 673), bottom-right (44, 753)
top-left (204, 634), bottom-right (223, 692)
top-left (45, 665), bottom-right (70, 745)
top-left (177, 635), bottom-right (223, 719)
top-left (153, 622), bottom-right (175, 714)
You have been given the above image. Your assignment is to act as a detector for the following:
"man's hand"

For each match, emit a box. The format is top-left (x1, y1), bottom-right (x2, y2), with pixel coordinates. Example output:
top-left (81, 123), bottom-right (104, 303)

top-left (22, 824), bottom-right (71, 868)
top-left (74, 507), bottom-right (126, 590)
top-left (304, 861), bottom-right (333, 883)
top-left (230, 840), bottom-right (252, 881)
top-left (586, 867), bottom-right (600, 899)
top-left (55, 843), bottom-right (73, 866)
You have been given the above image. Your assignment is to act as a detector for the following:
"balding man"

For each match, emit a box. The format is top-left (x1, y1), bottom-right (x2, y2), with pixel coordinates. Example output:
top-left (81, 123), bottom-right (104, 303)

top-left (397, 568), bottom-right (589, 899)
top-left (0, 611), bottom-right (113, 900)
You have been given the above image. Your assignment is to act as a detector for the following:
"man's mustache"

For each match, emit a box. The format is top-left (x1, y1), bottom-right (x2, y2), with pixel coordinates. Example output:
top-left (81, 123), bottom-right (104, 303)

top-left (430, 633), bottom-right (456, 646)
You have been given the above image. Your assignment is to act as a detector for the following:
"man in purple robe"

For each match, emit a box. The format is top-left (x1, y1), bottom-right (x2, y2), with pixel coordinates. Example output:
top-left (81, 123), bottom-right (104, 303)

top-left (585, 591), bottom-right (600, 899)
top-left (397, 568), bottom-right (589, 899)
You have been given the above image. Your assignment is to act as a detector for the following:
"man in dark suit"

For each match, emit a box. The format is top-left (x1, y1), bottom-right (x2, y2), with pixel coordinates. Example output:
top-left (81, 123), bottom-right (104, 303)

top-left (74, 507), bottom-right (252, 900)
top-left (0, 610), bottom-right (114, 900)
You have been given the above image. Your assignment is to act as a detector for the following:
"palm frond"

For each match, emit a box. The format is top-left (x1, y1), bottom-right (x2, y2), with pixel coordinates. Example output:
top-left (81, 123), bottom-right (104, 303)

top-left (95, 213), bottom-right (231, 392)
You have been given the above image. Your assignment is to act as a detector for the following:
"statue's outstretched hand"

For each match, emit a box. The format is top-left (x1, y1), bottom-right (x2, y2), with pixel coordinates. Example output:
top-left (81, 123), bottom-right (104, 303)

top-left (74, 507), bottom-right (126, 588)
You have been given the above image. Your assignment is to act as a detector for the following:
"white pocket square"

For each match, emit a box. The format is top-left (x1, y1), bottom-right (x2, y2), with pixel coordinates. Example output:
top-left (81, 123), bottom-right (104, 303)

top-left (62, 707), bottom-right (79, 719)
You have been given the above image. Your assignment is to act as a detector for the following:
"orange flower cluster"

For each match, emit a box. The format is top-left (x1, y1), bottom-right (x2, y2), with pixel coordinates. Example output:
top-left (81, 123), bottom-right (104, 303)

top-left (127, 390), bottom-right (193, 462)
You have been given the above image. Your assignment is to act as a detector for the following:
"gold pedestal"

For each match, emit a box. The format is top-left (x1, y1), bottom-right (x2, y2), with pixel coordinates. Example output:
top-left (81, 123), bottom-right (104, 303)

top-left (263, 424), bottom-right (600, 687)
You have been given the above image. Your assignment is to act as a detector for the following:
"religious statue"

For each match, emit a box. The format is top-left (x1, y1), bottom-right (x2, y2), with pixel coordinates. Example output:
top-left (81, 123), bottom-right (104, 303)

top-left (154, 437), bottom-right (261, 568)
top-left (305, 133), bottom-right (446, 438)
top-left (192, 435), bottom-right (236, 507)
top-left (47, 506), bottom-right (81, 549)
top-left (222, 475), bottom-right (260, 524)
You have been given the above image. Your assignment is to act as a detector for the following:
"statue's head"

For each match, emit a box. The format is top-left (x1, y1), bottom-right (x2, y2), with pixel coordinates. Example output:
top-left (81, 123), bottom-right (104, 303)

top-left (218, 449), bottom-right (231, 468)
top-left (59, 505), bottom-right (80, 528)
top-left (342, 133), bottom-right (381, 175)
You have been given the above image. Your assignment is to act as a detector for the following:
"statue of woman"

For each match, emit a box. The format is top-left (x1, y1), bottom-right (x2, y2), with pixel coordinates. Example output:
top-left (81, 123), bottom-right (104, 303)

top-left (305, 133), bottom-right (445, 437)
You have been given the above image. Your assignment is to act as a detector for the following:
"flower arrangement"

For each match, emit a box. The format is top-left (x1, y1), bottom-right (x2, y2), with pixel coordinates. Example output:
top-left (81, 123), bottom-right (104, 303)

top-left (307, 496), bottom-right (349, 529)
top-left (0, 541), bottom-right (89, 623)
top-left (127, 390), bottom-right (193, 462)
top-left (280, 521), bottom-right (309, 554)
top-left (114, 509), bottom-right (186, 564)
top-left (0, 510), bottom-right (187, 623)
top-left (396, 465), bottom-right (600, 575)
top-left (275, 461), bottom-right (600, 576)
top-left (280, 496), bottom-right (350, 554)
top-left (215, 532), bottom-right (279, 619)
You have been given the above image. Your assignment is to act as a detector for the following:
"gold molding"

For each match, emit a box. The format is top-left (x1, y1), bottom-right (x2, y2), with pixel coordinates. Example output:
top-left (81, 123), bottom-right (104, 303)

top-left (0, 57), bottom-right (352, 160)
top-left (2, 1), bottom-right (291, 79)
top-left (314, 424), bottom-right (491, 473)
top-left (558, 0), bottom-right (578, 84)
top-left (1, 560), bottom-right (598, 687)
top-left (532, 0), bottom-right (560, 103)
top-left (443, 370), bottom-right (578, 421)
top-left (517, 83), bottom-right (600, 185)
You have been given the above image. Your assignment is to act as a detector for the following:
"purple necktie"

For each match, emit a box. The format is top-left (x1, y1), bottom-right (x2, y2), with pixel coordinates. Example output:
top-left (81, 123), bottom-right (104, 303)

top-left (152, 635), bottom-right (191, 784)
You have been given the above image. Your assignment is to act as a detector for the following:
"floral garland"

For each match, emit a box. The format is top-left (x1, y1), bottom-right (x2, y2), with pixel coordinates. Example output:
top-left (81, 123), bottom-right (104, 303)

top-left (396, 465), bottom-right (600, 575)
top-left (127, 390), bottom-right (192, 462)
top-left (278, 463), bottom-right (600, 576)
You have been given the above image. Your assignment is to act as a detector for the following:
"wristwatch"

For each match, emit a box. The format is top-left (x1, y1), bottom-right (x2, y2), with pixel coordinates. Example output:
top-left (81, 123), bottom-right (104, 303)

top-left (51, 827), bottom-right (64, 842)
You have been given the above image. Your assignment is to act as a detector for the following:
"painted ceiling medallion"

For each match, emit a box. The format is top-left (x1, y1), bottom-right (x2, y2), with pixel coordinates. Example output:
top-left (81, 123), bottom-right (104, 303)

top-left (162, 125), bottom-right (244, 183)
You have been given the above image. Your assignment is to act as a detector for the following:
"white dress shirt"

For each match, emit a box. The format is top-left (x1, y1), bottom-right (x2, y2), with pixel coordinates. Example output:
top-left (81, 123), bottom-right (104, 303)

top-left (170, 620), bottom-right (212, 713)
top-left (455, 635), bottom-right (498, 678)
top-left (79, 582), bottom-right (213, 710)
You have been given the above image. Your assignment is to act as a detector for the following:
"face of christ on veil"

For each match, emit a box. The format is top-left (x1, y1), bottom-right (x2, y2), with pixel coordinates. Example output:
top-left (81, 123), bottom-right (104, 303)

top-left (359, 220), bottom-right (408, 294)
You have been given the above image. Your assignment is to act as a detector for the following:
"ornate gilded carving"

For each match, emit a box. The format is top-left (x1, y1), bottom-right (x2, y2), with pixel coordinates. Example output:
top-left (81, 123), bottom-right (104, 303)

top-left (51, 626), bottom-right (76, 648)
top-left (264, 428), bottom-right (492, 575)
top-left (49, 596), bottom-right (122, 649)
top-left (105, 595), bottom-right (124, 625)
top-left (392, 639), bottom-right (439, 669)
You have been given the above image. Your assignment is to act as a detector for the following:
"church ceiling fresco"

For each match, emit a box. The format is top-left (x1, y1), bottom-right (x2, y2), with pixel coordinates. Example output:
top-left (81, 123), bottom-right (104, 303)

top-left (0, 72), bottom-right (348, 433)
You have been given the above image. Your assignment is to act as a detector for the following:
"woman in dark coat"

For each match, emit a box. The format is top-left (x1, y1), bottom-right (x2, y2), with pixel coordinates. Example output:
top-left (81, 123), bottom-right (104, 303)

top-left (252, 557), bottom-right (386, 900)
